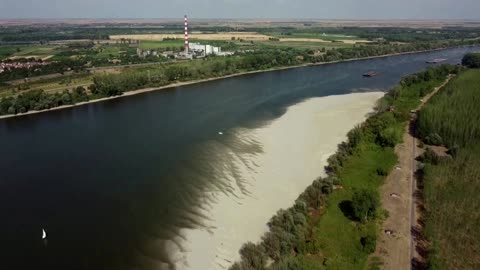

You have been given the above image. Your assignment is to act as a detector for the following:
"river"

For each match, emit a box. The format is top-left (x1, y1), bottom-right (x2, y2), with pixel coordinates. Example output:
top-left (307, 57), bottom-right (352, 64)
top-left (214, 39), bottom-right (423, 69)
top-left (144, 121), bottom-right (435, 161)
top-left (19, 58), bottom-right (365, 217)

top-left (0, 46), bottom-right (477, 270)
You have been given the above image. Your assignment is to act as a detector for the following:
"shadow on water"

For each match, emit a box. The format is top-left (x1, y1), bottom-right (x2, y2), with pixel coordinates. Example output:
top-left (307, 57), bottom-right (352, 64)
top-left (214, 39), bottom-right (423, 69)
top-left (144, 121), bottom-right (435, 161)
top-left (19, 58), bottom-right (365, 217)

top-left (0, 46), bottom-right (478, 270)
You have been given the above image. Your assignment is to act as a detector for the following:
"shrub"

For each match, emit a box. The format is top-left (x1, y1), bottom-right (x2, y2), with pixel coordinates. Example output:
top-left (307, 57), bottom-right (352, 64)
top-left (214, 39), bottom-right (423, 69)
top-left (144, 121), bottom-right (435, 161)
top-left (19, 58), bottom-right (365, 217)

top-left (360, 234), bottom-right (377, 253)
top-left (239, 242), bottom-right (267, 270)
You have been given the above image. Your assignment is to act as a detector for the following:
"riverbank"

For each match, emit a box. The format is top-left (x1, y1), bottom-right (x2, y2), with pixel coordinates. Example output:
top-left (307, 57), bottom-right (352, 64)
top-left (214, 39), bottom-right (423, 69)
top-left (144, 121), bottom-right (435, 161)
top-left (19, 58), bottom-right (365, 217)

top-left (227, 65), bottom-right (460, 269)
top-left (0, 45), bottom-right (474, 120)
top-left (169, 92), bottom-right (384, 270)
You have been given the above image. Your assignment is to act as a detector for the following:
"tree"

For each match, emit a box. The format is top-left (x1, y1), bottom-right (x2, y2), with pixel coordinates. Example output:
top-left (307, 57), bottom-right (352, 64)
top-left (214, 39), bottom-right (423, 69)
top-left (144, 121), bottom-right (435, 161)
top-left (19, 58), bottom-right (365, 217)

top-left (352, 189), bottom-right (379, 222)
top-left (239, 242), bottom-right (267, 270)
top-left (360, 234), bottom-right (377, 253)
top-left (462, 53), bottom-right (480, 68)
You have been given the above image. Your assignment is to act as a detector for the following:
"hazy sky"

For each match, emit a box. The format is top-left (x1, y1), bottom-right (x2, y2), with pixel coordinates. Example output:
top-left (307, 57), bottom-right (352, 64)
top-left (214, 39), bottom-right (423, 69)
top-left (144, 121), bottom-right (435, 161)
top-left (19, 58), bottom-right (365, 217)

top-left (0, 0), bottom-right (479, 20)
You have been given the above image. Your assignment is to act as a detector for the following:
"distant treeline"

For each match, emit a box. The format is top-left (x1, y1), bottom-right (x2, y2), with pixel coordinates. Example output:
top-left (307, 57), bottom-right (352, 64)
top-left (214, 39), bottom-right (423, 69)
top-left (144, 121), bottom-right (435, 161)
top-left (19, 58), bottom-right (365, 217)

top-left (0, 28), bottom-right (109, 42)
top-left (0, 26), bottom-right (187, 42)
top-left (414, 68), bottom-right (480, 269)
top-left (255, 27), bottom-right (480, 43)
top-left (0, 86), bottom-right (89, 115)
top-left (229, 65), bottom-right (460, 270)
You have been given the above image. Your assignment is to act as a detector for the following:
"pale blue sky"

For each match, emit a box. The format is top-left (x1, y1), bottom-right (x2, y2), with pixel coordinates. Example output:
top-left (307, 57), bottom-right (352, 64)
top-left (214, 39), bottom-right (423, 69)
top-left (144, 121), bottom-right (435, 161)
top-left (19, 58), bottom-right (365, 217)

top-left (0, 0), bottom-right (479, 19)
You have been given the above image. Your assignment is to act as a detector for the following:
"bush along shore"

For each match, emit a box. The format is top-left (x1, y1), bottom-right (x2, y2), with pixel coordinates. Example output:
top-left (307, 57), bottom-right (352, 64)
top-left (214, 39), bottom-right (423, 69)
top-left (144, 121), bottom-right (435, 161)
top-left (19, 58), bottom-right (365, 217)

top-left (230, 64), bottom-right (461, 270)
top-left (415, 68), bottom-right (480, 270)
top-left (1, 39), bottom-right (479, 117)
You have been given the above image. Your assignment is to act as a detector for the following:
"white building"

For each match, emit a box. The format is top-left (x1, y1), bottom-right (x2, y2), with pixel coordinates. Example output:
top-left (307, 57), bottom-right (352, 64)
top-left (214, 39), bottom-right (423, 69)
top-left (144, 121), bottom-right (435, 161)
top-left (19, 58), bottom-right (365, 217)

top-left (189, 43), bottom-right (222, 56)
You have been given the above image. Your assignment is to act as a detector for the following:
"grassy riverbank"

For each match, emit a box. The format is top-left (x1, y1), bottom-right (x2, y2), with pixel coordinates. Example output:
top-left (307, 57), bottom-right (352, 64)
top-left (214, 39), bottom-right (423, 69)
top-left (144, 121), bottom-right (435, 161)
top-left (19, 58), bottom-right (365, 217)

top-left (230, 64), bottom-right (460, 270)
top-left (415, 69), bottom-right (480, 270)
top-left (0, 45), bottom-right (476, 120)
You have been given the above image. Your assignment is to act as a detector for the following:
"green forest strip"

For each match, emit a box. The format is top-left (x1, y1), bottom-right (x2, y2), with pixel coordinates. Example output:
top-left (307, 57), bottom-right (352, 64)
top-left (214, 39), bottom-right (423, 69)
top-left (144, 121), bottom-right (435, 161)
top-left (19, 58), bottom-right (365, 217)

top-left (230, 65), bottom-right (460, 270)
top-left (1, 39), bottom-right (480, 117)
top-left (415, 68), bottom-right (480, 270)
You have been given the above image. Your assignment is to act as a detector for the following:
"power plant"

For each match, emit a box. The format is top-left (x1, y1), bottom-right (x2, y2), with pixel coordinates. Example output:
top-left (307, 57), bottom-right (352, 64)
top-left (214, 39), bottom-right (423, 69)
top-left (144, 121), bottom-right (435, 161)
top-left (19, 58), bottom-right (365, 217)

top-left (137, 15), bottom-right (233, 59)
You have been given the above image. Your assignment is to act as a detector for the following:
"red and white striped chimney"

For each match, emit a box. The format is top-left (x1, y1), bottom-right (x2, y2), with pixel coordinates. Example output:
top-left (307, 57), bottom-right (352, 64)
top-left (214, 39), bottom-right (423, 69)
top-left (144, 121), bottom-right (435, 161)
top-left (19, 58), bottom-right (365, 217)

top-left (184, 15), bottom-right (189, 55)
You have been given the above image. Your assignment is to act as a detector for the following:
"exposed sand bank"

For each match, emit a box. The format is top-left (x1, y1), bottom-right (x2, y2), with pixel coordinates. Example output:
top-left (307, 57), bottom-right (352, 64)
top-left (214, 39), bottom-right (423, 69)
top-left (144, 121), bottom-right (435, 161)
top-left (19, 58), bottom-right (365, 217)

top-left (167, 92), bottom-right (384, 270)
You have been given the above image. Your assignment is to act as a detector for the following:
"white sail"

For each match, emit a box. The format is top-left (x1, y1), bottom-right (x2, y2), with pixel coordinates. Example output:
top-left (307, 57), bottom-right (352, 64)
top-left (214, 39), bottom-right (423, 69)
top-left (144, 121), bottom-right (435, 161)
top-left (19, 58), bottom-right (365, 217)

top-left (42, 228), bottom-right (47, 239)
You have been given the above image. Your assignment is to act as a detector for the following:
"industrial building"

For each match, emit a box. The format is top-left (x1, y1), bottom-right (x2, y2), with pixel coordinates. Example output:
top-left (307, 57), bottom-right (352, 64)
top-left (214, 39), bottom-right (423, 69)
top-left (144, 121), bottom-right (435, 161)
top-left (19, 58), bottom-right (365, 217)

top-left (189, 43), bottom-right (221, 56)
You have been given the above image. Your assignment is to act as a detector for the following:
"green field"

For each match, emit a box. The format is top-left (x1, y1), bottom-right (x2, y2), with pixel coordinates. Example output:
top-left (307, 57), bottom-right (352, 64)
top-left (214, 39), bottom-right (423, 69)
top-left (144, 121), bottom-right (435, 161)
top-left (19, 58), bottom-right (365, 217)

top-left (14, 45), bottom-right (57, 56)
top-left (138, 40), bottom-right (184, 49)
top-left (268, 32), bottom-right (364, 41)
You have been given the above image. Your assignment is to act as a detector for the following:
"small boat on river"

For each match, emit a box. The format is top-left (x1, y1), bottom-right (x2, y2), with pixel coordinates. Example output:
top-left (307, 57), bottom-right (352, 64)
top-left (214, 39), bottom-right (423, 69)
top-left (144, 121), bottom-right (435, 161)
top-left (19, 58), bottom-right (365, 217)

top-left (363, 71), bottom-right (378, 77)
top-left (426, 58), bottom-right (447, 64)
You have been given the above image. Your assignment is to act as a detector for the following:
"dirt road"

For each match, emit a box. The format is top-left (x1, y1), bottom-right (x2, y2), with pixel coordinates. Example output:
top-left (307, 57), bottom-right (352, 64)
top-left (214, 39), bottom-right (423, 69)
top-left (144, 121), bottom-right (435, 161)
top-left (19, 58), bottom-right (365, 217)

top-left (372, 76), bottom-right (453, 270)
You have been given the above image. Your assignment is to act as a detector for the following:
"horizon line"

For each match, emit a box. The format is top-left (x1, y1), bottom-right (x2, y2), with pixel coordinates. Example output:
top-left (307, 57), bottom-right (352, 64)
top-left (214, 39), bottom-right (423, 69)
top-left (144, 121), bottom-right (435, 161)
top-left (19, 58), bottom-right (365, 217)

top-left (1, 17), bottom-right (480, 22)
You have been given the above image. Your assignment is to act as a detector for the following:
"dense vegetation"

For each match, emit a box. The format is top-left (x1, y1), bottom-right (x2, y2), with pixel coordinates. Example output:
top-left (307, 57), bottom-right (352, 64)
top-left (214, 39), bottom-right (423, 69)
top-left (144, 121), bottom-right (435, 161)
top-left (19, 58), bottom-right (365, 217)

top-left (230, 65), bottom-right (458, 270)
top-left (461, 52), bottom-right (480, 68)
top-left (415, 69), bottom-right (480, 270)
top-left (417, 69), bottom-right (480, 147)
top-left (0, 86), bottom-right (89, 115)
top-left (255, 27), bottom-right (480, 43)
top-left (2, 25), bottom-right (479, 43)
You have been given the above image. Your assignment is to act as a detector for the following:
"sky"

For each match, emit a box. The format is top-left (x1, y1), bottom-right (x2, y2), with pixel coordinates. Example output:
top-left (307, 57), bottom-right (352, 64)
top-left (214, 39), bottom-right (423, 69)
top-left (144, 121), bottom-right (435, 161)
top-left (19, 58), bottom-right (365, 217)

top-left (0, 0), bottom-right (479, 20)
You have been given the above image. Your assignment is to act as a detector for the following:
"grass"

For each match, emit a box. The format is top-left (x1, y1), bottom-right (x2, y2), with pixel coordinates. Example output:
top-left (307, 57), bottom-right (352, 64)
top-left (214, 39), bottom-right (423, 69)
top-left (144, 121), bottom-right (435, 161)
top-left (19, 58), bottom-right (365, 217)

top-left (139, 40), bottom-right (184, 49)
top-left (314, 144), bottom-right (397, 269)
top-left (267, 32), bottom-right (363, 41)
top-left (0, 46), bottom-right (17, 60)
top-left (12, 45), bottom-right (58, 57)
top-left (250, 40), bottom-right (353, 50)
top-left (0, 74), bottom-right (93, 96)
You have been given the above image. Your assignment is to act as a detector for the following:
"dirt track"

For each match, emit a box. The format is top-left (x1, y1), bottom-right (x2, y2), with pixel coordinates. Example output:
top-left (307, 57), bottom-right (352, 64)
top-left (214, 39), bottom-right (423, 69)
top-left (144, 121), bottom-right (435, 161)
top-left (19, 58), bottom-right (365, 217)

top-left (372, 76), bottom-right (453, 270)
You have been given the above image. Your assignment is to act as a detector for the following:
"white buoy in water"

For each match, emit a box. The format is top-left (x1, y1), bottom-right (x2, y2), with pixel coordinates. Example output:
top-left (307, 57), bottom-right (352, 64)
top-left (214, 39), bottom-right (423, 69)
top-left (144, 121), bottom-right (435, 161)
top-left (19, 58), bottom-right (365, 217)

top-left (42, 228), bottom-right (47, 240)
top-left (218, 132), bottom-right (223, 135)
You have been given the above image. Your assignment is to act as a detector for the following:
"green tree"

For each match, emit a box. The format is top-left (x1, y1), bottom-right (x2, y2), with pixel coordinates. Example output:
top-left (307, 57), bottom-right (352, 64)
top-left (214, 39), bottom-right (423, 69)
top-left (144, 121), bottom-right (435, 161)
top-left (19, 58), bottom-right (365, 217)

top-left (239, 242), bottom-right (267, 270)
top-left (360, 234), bottom-right (377, 253)
top-left (462, 53), bottom-right (480, 68)
top-left (352, 189), bottom-right (379, 222)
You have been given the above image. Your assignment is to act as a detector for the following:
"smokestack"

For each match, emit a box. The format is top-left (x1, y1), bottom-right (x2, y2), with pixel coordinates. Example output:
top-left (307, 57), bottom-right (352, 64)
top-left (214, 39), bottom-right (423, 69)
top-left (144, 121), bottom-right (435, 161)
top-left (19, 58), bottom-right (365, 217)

top-left (184, 15), bottom-right (189, 55)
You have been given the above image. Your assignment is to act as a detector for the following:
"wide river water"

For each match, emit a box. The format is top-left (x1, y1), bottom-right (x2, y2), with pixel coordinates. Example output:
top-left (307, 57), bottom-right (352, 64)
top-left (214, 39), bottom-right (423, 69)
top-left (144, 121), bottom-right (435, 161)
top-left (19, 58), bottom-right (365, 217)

top-left (0, 46), bottom-right (478, 269)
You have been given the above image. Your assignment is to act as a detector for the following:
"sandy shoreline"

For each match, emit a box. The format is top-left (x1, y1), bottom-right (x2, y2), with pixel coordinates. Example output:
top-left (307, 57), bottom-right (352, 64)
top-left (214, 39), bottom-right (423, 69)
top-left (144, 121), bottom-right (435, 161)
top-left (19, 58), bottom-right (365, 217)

top-left (0, 46), bottom-right (464, 120)
top-left (167, 92), bottom-right (384, 270)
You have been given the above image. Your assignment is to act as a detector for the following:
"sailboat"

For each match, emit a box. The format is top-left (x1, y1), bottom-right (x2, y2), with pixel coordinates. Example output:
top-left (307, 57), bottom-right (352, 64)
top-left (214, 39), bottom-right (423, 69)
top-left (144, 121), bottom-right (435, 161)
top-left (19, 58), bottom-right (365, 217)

top-left (42, 228), bottom-right (47, 240)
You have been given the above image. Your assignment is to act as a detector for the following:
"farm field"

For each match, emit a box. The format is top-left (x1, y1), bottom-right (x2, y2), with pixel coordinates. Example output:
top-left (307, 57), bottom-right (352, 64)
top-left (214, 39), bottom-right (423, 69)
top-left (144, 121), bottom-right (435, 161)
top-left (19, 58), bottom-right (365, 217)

top-left (110, 32), bottom-right (273, 41)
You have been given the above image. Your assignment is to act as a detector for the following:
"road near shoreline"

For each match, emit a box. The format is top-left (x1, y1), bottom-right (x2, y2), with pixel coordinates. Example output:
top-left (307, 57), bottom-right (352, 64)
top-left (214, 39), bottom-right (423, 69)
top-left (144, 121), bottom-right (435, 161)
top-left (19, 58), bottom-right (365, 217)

top-left (372, 75), bottom-right (453, 270)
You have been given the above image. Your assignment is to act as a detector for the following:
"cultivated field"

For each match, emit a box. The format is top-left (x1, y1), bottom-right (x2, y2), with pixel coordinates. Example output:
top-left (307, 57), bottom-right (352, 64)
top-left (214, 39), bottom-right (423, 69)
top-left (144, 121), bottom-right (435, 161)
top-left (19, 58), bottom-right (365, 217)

top-left (110, 32), bottom-right (273, 41)
top-left (111, 32), bottom-right (371, 45)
